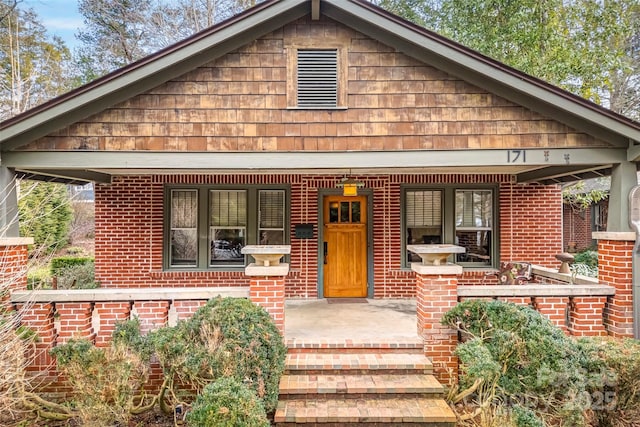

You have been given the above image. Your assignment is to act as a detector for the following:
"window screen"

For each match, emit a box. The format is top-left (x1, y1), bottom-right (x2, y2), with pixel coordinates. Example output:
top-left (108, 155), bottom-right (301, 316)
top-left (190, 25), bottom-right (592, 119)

top-left (170, 190), bottom-right (198, 267)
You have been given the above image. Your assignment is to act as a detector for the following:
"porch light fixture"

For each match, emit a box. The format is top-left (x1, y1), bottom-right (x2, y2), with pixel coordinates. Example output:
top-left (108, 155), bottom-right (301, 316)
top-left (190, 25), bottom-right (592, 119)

top-left (336, 176), bottom-right (364, 196)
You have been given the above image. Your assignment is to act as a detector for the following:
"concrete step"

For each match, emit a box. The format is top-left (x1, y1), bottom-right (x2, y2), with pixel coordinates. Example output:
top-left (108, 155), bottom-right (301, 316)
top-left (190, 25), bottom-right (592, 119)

top-left (279, 373), bottom-right (445, 398)
top-left (274, 397), bottom-right (456, 426)
top-left (285, 352), bottom-right (433, 375)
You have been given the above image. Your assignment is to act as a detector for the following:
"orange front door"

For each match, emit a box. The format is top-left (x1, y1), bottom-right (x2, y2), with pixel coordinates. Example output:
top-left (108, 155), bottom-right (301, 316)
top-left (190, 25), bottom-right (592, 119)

top-left (323, 195), bottom-right (368, 298)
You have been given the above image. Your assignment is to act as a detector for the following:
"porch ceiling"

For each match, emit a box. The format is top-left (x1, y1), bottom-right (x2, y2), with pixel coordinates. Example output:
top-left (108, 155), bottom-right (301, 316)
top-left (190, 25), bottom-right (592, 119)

top-left (7, 147), bottom-right (622, 185)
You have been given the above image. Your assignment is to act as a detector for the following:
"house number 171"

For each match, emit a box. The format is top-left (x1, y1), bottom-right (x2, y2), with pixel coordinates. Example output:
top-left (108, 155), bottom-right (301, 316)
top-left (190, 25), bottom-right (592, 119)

top-left (507, 150), bottom-right (526, 163)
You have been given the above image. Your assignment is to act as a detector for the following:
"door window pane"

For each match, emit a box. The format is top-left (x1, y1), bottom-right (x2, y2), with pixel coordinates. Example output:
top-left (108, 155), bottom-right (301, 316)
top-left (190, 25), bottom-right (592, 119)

top-left (329, 201), bottom-right (339, 223)
top-left (170, 190), bottom-right (198, 267)
top-left (340, 202), bottom-right (350, 222)
top-left (351, 201), bottom-right (361, 223)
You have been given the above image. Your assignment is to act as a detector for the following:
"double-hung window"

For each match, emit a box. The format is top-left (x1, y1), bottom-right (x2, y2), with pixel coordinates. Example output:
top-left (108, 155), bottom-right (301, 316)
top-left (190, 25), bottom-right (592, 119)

top-left (404, 186), bottom-right (495, 267)
top-left (167, 187), bottom-right (287, 269)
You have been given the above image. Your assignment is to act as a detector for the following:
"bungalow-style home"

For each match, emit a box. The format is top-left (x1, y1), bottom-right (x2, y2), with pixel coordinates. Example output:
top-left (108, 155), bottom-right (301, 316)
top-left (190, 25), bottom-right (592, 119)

top-left (1, 0), bottom-right (639, 423)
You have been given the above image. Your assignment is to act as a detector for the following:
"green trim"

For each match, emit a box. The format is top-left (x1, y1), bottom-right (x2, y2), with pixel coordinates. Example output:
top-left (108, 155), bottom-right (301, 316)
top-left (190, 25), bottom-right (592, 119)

top-left (163, 184), bottom-right (290, 271)
top-left (3, 147), bottom-right (627, 171)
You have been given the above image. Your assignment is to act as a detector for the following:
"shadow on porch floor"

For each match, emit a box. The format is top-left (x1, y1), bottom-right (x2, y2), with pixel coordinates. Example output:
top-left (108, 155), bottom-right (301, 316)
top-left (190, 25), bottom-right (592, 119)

top-left (284, 299), bottom-right (421, 347)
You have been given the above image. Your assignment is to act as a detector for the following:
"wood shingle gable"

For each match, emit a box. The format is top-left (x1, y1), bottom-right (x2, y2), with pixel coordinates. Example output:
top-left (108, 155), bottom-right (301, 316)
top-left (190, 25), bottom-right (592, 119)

top-left (20, 19), bottom-right (606, 153)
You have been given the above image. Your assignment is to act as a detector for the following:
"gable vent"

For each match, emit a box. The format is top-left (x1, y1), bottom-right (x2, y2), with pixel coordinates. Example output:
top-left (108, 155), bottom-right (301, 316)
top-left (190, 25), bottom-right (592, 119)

top-left (297, 49), bottom-right (338, 108)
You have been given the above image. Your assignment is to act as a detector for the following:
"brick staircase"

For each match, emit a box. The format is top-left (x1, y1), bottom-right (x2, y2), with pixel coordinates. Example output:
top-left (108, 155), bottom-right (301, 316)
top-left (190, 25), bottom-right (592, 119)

top-left (275, 340), bottom-right (456, 426)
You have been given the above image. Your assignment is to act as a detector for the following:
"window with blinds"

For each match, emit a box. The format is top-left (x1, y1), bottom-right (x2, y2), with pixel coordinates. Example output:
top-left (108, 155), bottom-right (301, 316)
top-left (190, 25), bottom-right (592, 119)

top-left (297, 49), bottom-right (338, 108)
top-left (406, 190), bottom-right (443, 262)
top-left (259, 190), bottom-right (285, 245)
top-left (210, 190), bottom-right (247, 265)
top-left (170, 190), bottom-right (198, 267)
top-left (166, 187), bottom-right (288, 270)
top-left (455, 189), bottom-right (493, 265)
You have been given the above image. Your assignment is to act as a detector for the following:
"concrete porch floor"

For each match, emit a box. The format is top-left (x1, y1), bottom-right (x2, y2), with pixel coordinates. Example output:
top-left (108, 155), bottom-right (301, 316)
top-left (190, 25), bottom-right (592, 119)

top-left (284, 299), bottom-right (421, 344)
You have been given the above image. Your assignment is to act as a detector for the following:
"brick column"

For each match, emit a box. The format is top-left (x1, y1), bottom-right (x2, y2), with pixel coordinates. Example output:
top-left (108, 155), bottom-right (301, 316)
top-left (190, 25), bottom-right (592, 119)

top-left (18, 302), bottom-right (57, 376)
top-left (94, 302), bottom-right (131, 347)
top-left (243, 246), bottom-right (291, 334)
top-left (568, 296), bottom-right (607, 336)
top-left (56, 302), bottom-right (95, 344)
top-left (594, 232), bottom-right (635, 337)
top-left (531, 296), bottom-right (569, 332)
top-left (0, 238), bottom-right (33, 295)
top-left (132, 301), bottom-right (170, 334)
top-left (245, 265), bottom-right (288, 334)
top-left (413, 263), bottom-right (461, 384)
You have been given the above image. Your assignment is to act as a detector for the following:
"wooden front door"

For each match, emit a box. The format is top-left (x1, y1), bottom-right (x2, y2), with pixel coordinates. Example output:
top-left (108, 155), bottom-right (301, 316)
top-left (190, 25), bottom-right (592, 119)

top-left (323, 195), bottom-right (368, 298)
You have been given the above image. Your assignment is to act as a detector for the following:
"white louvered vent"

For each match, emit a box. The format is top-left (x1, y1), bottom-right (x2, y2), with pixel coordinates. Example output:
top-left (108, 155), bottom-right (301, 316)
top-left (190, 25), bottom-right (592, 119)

top-left (297, 49), bottom-right (338, 108)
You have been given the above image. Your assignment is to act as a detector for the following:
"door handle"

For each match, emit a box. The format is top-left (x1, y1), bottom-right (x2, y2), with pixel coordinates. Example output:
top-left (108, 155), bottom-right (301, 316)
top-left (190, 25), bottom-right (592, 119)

top-left (323, 242), bottom-right (328, 264)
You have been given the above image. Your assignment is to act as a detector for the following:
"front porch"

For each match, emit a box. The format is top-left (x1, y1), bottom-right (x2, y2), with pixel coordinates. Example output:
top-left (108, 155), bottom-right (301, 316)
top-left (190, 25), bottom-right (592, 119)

top-left (285, 298), bottom-right (421, 346)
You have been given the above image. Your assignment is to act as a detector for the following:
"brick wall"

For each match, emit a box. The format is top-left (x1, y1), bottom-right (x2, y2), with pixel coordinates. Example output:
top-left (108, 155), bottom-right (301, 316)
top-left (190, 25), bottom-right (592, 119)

top-left (95, 174), bottom-right (563, 296)
top-left (563, 205), bottom-right (593, 252)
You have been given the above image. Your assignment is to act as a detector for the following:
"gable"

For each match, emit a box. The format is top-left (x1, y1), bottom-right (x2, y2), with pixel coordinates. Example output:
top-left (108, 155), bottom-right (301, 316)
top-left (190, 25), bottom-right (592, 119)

top-left (20, 16), bottom-right (609, 153)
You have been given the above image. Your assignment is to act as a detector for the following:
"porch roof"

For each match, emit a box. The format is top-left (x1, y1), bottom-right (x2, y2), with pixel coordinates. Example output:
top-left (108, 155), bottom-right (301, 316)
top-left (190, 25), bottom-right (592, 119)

top-left (1, 0), bottom-right (639, 185)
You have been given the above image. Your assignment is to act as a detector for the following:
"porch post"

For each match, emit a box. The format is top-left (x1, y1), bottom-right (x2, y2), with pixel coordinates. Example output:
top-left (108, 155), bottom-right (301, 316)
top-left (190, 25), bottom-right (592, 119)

top-left (593, 232), bottom-right (635, 338)
top-left (0, 237), bottom-right (33, 295)
top-left (0, 166), bottom-right (20, 238)
top-left (242, 245), bottom-right (291, 334)
top-left (413, 263), bottom-right (461, 384)
top-left (607, 161), bottom-right (636, 232)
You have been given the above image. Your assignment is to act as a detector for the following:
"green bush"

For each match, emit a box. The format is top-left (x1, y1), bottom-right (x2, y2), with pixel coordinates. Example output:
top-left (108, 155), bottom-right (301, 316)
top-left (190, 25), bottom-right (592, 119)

top-left (27, 266), bottom-right (52, 289)
top-left (50, 256), bottom-right (94, 275)
top-left (18, 181), bottom-right (72, 254)
top-left (574, 250), bottom-right (598, 269)
top-left (51, 338), bottom-right (149, 426)
top-left (186, 377), bottom-right (269, 427)
top-left (148, 297), bottom-right (286, 413)
top-left (56, 261), bottom-right (98, 289)
top-left (442, 300), bottom-right (595, 426)
top-left (579, 337), bottom-right (640, 426)
top-left (51, 257), bottom-right (97, 289)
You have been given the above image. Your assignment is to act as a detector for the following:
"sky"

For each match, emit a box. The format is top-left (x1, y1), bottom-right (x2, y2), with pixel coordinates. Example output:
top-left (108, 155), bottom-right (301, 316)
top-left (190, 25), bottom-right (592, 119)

top-left (22, 0), bottom-right (85, 49)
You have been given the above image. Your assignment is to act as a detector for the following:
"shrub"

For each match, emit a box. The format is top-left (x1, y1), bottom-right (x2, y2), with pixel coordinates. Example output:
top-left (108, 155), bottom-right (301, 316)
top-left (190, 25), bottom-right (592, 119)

top-left (186, 377), bottom-right (269, 427)
top-left (18, 181), bottom-right (72, 254)
top-left (573, 250), bottom-right (597, 269)
top-left (579, 337), bottom-right (640, 427)
top-left (50, 256), bottom-right (94, 274)
top-left (51, 338), bottom-right (150, 426)
top-left (148, 297), bottom-right (286, 413)
top-left (442, 300), bottom-right (595, 426)
top-left (186, 297), bottom-right (286, 413)
top-left (27, 266), bottom-right (52, 289)
top-left (56, 262), bottom-right (98, 289)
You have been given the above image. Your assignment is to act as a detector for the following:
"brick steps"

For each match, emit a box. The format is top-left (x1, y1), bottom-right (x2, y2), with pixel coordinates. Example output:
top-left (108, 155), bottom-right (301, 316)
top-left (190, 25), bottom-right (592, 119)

top-left (275, 397), bottom-right (455, 426)
top-left (275, 344), bottom-right (456, 426)
top-left (284, 352), bottom-right (433, 375)
top-left (279, 373), bottom-right (445, 397)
